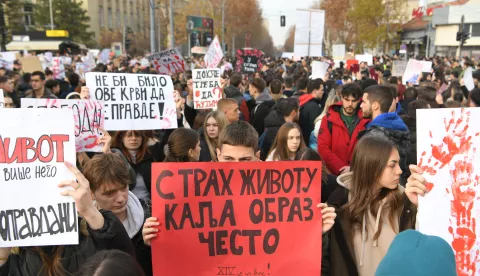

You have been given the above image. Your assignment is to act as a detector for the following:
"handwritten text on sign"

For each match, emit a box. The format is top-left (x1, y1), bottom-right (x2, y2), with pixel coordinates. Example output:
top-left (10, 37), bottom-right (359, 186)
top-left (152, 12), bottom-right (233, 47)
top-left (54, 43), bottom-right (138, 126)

top-left (151, 162), bottom-right (323, 276)
top-left (147, 48), bottom-right (185, 75)
top-left (0, 108), bottom-right (77, 247)
top-left (86, 72), bottom-right (177, 131)
top-left (193, 69), bottom-right (222, 110)
top-left (21, 98), bottom-right (105, 152)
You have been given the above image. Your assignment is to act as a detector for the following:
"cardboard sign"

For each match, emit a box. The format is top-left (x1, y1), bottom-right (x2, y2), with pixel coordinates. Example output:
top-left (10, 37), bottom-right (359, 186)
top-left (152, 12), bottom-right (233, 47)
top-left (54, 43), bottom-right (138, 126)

top-left (346, 60), bottom-right (359, 71)
top-left (205, 36), bottom-right (224, 69)
top-left (0, 108), bottom-right (77, 247)
top-left (332, 44), bottom-right (346, 60)
top-left (19, 56), bottom-right (43, 73)
top-left (392, 60), bottom-right (408, 77)
top-left (420, 61), bottom-right (433, 73)
top-left (52, 57), bottom-right (65, 79)
top-left (235, 49), bottom-right (264, 74)
top-left (147, 48), bottom-right (186, 75)
top-left (0, 52), bottom-right (16, 70)
top-left (355, 54), bottom-right (373, 66)
top-left (151, 161), bottom-right (323, 276)
top-left (464, 67), bottom-right (475, 91)
top-left (311, 61), bottom-right (330, 80)
top-left (22, 99), bottom-right (105, 152)
top-left (192, 69), bottom-right (222, 109)
top-left (402, 59), bottom-right (423, 85)
top-left (417, 108), bottom-right (480, 275)
top-left (86, 72), bottom-right (177, 130)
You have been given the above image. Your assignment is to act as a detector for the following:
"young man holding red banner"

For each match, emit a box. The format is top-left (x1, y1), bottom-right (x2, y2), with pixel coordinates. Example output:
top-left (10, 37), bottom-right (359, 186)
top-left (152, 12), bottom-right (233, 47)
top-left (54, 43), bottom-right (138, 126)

top-left (142, 121), bottom-right (337, 247)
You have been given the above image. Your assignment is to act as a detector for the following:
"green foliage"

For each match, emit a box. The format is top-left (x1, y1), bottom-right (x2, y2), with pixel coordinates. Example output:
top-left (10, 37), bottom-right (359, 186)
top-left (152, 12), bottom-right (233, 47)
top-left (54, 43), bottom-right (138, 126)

top-left (34, 0), bottom-right (95, 47)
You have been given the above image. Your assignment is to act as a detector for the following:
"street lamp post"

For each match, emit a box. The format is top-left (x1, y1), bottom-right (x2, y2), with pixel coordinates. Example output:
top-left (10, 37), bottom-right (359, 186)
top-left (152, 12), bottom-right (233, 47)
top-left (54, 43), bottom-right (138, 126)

top-left (49, 0), bottom-right (54, 30)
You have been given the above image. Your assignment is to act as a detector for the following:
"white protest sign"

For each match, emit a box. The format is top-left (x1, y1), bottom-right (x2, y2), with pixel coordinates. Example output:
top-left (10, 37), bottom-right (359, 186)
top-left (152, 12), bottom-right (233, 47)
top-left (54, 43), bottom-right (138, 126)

top-left (392, 60), bottom-right (408, 77)
top-left (0, 108), bottom-right (77, 247)
top-left (355, 54), bottom-right (373, 66)
top-left (140, 58), bottom-right (150, 67)
top-left (192, 69), bottom-right (222, 110)
top-left (420, 61), bottom-right (433, 73)
top-left (147, 48), bottom-right (186, 75)
top-left (332, 44), bottom-right (346, 60)
top-left (402, 59), bottom-right (423, 85)
top-left (86, 72), bottom-right (177, 130)
top-left (64, 57), bottom-right (72, 65)
top-left (417, 108), bottom-right (480, 273)
top-left (52, 57), bottom-right (65, 79)
top-left (0, 89), bottom-right (4, 108)
top-left (294, 9), bottom-right (325, 57)
top-left (0, 52), bottom-right (16, 70)
top-left (204, 36), bottom-right (224, 69)
top-left (311, 61), bottom-right (330, 80)
top-left (22, 99), bottom-right (105, 152)
top-left (464, 67), bottom-right (475, 91)
top-left (99, 48), bottom-right (110, 64)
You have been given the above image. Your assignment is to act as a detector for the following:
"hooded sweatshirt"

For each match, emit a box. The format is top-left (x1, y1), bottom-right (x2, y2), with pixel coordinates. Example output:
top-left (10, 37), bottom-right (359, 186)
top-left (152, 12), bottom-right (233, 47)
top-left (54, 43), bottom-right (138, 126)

top-left (123, 191), bottom-right (145, 239)
top-left (337, 173), bottom-right (404, 276)
top-left (251, 90), bottom-right (275, 137)
top-left (298, 93), bottom-right (323, 144)
top-left (363, 113), bottom-right (411, 183)
top-left (375, 230), bottom-right (457, 276)
top-left (261, 110), bottom-right (286, 160)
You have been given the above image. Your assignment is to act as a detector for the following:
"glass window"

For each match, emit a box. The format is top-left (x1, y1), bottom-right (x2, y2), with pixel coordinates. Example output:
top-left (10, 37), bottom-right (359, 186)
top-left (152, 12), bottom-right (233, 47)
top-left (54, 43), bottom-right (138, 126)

top-left (108, 8), bottom-right (113, 29)
top-left (472, 23), bottom-right (480, 37)
top-left (99, 6), bottom-right (104, 28)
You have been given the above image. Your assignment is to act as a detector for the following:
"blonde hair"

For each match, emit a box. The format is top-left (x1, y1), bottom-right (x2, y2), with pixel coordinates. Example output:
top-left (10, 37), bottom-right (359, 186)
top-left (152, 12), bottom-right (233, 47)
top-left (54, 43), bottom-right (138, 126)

top-left (203, 111), bottom-right (228, 161)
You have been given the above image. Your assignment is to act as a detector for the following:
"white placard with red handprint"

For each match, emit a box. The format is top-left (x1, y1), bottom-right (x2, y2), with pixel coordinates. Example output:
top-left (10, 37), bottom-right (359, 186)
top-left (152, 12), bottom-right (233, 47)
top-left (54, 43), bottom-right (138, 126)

top-left (147, 48), bottom-right (185, 75)
top-left (192, 69), bottom-right (221, 110)
top-left (417, 108), bottom-right (480, 276)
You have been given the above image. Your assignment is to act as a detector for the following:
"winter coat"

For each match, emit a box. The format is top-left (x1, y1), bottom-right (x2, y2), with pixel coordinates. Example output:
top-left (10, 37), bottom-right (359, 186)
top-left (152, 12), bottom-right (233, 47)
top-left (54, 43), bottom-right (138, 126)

top-left (129, 193), bottom-right (153, 276)
top-left (250, 92), bottom-right (275, 137)
top-left (401, 115), bottom-right (417, 166)
top-left (0, 211), bottom-right (136, 276)
top-left (359, 113), bottom-right (412, 184)
top-left (299, 94), bottom-right (323, 144)
top-left (291, 90), bottom-right (306, 101)
top-left (199, 131), bottom-right (214, 162)
top-left (317, 103), bottom-right (370, 176)
top-left (261, 110), bottom-right (286, 160)
top-left (322, 174), bottom-right (417, 276)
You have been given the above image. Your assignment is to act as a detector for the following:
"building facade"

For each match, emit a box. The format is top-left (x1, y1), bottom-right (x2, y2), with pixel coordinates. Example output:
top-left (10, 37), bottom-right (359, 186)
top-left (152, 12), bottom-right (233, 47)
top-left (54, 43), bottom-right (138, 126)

top-left (432, 1), bottom-right (480, 59)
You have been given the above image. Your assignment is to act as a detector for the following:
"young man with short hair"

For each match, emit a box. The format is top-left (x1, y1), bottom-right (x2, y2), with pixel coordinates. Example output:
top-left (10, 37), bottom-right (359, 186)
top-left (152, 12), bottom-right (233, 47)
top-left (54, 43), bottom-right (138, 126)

top-left (360, 85), bottom-right (411, 184)
top-left (223, 73), bottom-right (250, 121)
top-left (217, 98), bottom-right (240, 124)
top-left (249, 77), bottom-right (275, 137)
top-left (283, 76), bottom-right (294, 97)
top-left (318, 83), bottom-right (370, 176)
top-left (299, 78), bottom-right (325, 144)
top-left (26, 71), bottom-right (58, 99)
top-left (45, 79), bottom-right (61, 97)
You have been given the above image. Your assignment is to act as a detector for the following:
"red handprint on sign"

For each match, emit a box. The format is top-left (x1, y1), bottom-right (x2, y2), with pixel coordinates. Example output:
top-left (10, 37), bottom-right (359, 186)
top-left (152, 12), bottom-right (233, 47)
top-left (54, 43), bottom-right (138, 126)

top-left (419, 109), bottom-right (480, 276)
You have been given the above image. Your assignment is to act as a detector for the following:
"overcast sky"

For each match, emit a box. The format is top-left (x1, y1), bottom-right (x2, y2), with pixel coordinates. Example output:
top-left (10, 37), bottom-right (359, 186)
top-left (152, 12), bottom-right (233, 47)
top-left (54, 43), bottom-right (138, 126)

top-left (259, 0), bottom-right (316, 47)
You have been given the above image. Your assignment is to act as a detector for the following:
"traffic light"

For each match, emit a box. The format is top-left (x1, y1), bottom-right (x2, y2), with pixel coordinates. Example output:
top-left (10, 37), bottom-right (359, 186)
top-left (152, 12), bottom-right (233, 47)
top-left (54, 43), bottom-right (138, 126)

top-left (280, 16), bottom-right (286, 27)
top-left (125, 38), bottom-right (132, 50)
top-left (456, 31), bottom-right (462, 41)
top-left (462, 32), bottom-right (470, 45)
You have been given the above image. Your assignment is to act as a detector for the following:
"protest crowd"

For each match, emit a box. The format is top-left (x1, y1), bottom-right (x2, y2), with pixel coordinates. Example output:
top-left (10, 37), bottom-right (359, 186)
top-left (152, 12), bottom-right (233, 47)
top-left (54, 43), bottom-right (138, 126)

top-left (1, 38), bottom-right (480, 276)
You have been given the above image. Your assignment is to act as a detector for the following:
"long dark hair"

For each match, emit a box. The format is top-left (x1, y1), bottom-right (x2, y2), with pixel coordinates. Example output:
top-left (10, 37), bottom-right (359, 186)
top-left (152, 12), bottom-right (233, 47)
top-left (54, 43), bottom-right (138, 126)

top-left (74, 250), bottom-right (145, 276)
top-left (164, 128), bottom-right (199, 162)
top-left (268, 122), bottom-right (306, 161)
top-left (344, 135), bottom-right (404, 241)
top-left (112, 130), bottom-right (150, 164)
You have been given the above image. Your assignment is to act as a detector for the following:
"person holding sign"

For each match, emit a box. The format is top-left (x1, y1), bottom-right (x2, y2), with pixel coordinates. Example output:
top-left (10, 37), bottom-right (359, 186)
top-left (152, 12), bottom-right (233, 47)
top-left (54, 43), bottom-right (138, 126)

top-left (266, 123), bottom-right (306, 161)
top-left (142, 121), bottom-right (337, 247)
top-left (325, 135), bottom-right (422, 276)
top-left (199, 111), bottom-right (228, 162)
top-left (82, 153), bottom-right (153, 275)
top-left (0, 163), bottom-right (135, 276)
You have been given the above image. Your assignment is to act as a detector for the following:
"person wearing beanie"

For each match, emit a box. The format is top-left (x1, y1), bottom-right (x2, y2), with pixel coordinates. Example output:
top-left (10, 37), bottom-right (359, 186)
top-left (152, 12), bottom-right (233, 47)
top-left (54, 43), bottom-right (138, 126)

top-left (469, 88), bottom-right (480, 107)
top-left (375, 230), bottom-right (456, 276)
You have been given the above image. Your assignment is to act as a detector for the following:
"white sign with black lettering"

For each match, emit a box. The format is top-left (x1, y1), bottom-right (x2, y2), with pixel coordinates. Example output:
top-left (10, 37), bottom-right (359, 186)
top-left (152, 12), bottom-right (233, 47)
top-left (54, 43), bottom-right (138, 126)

top-left (0, 108), bottom-right (77, 247)
top-left (86, 72), bottom-right (177, 130)
top-left (193, 69), bottom-right (222, 109)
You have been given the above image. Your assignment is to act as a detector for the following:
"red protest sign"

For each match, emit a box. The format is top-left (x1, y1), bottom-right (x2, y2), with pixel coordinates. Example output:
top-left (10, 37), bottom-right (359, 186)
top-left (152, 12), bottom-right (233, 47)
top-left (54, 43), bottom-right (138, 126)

top-left (346, 59), bottom-right (359, 71)
top-left (151, 161), bottom-right (323, 276)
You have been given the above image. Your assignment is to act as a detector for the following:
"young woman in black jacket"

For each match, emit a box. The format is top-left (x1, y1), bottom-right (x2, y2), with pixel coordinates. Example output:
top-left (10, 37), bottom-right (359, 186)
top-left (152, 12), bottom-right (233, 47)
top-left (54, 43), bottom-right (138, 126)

top-left (0, 163), bottom-right (135, 276)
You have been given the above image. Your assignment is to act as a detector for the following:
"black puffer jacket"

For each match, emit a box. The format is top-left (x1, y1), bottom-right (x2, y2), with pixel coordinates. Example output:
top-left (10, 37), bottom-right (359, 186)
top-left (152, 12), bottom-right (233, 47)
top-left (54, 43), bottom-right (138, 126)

top-left (261, 109), bottom-right (285, 160)
top-left (401, 115), bottom-right (417, 166)
top-left (0, 211), bottom-right (135, 276)
top-left (359, 113), bottom-right (412, 184)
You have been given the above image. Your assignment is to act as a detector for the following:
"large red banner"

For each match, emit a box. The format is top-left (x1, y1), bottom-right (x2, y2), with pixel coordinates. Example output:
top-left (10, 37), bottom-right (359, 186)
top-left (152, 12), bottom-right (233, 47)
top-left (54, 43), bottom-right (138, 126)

top-left (151, 161), bottom-right (323, 276)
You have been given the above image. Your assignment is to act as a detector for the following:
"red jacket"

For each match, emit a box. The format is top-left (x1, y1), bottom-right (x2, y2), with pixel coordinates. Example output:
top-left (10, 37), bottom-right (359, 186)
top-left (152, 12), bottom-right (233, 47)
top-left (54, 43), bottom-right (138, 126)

top-left (317, 102), bottom-right (370, 175)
